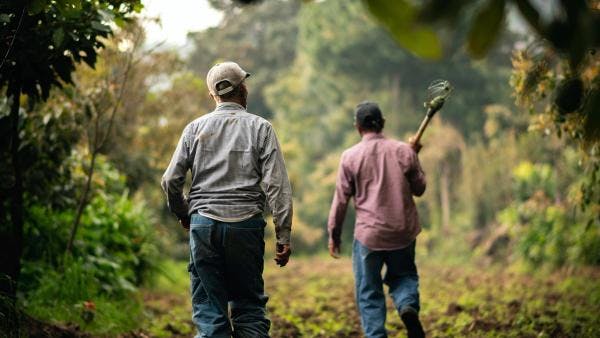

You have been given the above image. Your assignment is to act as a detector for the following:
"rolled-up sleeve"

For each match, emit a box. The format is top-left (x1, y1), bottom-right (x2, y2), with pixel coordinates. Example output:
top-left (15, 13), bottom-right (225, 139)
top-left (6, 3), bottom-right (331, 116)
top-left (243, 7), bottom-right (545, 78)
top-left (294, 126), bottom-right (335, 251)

top-left (260, 125), bottom-right (293, 245)
top-left (161, 127), bottom-right (191, 220)
top-left (327, 152), bottom-right (354, 246)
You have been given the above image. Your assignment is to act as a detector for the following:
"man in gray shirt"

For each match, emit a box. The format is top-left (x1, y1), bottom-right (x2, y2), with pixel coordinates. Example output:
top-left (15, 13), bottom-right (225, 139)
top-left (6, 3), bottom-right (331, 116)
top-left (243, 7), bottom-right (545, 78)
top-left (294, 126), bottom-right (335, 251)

top-left (161, 61), bottom-right (293, 338)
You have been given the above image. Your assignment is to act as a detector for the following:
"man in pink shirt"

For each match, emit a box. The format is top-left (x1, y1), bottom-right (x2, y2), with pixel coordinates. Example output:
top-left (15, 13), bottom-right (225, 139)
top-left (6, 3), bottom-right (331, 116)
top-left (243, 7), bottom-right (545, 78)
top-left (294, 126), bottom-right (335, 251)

top-left (328, 101), bottom-right (426, 338)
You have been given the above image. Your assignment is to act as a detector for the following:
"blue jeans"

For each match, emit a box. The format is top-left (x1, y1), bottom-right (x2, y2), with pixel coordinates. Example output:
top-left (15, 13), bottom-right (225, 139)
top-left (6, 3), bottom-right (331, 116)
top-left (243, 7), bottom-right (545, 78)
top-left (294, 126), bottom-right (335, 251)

top-left (353, 240), bottom-right (420, 338)
top-left (188, 214), bottom-right (270, 338)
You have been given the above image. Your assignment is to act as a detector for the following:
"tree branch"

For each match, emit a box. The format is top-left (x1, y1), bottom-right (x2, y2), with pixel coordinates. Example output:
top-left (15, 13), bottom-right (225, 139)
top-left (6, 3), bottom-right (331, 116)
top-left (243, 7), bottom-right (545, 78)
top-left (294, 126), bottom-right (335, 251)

top-left (65, 31), bottom-right (139, 254)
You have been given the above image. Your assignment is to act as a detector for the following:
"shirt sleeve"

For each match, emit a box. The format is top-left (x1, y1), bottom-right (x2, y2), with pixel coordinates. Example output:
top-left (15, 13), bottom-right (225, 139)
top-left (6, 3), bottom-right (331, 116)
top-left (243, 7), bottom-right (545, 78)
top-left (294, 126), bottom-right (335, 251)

top-left (260, 125), bottom-right (293, 245)
top-left (327, 152), bottom-right (354, 246)
top-left (161, 127), bottom-right (191, 220)
top-left (406, 149), bottom-right (426, 197)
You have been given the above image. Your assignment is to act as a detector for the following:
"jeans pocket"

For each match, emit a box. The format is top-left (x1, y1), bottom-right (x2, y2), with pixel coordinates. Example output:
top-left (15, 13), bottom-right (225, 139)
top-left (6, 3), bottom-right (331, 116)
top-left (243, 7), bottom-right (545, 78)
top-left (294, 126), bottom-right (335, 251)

top-left (190, 226), bottom-right (220, 262)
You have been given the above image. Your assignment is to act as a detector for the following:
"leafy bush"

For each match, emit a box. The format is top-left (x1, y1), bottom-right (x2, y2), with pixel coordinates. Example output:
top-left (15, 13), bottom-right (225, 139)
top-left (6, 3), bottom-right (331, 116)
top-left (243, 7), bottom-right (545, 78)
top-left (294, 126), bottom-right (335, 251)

top-left (498, 161), bottom-right (600, 266)
top-left (19, 206), bottom-right (72, 294)
top-left (511, 161), bottom-right (555, 203)
top-left (21, 154), bottom-right (157, 295)
top-left (74, 190), bottom-right (158, 294)
top-left (20, 154), bottom-right (158, 333)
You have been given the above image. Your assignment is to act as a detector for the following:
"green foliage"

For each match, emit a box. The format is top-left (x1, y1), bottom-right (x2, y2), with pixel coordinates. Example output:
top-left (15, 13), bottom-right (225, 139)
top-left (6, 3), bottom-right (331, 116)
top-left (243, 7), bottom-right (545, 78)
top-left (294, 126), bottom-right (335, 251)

top-left (360, 0), bottom-right (600, 139)
top-left (511, 42), bottom-right (599, 227)
top-left (25, 257), bottom-right (101, 307)
top-left (187, 0), bottom-right (300, 119)
top-left (22, 257), bottom-right (145, 335)
top-left (362, 0), bottom-right (442, 59)
top-left (75, 189), bottom-right (158, 294)
top-left (511, 162), bottom-right (555, 202)
top-left (414, 0), bottom-right (598, 69)
top-left (4, 0), bottom-right (599, 333)
top-left (498, 161), bottom-right (600, 266)
top-left (61, 155), bottom-right (159, 294)
top-left (250, 0), bottom-right (515, 251)
top-left (466, 0), bottom-right (505, 58)
top-left (18, 154), bottom-right (157, 334)
top-left (20, 206), bottom-right (72, 291)
top-left (1, 0), bottom-right (142, 314)
top-left (0, 0), bottom-right (142, 100)
top-left (0, 92), bottom-right (82, 213)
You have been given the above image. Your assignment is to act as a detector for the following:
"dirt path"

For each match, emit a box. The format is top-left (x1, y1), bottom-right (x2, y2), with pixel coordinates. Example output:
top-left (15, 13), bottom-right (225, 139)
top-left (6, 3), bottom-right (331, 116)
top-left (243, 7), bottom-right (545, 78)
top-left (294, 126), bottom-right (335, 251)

top-left (143, 258), bottom-right (600, 337)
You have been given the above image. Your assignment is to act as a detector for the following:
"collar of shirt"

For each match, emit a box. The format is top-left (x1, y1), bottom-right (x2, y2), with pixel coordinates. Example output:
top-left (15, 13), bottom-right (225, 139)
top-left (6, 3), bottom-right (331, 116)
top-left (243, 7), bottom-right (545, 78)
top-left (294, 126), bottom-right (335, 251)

top-left (361, 132), bottom-right (385, 142)
top-left (215, 102), bottom-right (246, 112)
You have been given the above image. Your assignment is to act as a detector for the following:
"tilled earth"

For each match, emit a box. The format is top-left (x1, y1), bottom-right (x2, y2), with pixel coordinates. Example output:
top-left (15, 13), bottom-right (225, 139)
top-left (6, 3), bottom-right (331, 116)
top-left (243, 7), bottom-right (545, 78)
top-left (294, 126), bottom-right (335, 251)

top-left (144, 257), bottom-right (600, 338)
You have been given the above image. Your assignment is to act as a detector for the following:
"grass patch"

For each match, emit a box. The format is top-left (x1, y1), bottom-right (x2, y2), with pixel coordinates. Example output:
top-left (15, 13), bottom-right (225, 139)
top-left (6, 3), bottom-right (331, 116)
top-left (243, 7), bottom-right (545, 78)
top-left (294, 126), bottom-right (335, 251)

top-left (142, 260), bottom-right (194, 337)
top-left (21, 259), bottom-right (145, 335)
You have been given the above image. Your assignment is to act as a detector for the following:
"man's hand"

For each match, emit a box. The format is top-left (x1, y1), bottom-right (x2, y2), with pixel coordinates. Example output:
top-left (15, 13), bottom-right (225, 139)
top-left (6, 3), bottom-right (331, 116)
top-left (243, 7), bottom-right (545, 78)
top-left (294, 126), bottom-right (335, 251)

top-left (179, 217), bottom-right (190, 232)
top-left (329, 241), bottom-right (341, 259)
top-left (275, 244), bottom-right (291, 267)
top-left (408, 137), bottom-right (423, 154)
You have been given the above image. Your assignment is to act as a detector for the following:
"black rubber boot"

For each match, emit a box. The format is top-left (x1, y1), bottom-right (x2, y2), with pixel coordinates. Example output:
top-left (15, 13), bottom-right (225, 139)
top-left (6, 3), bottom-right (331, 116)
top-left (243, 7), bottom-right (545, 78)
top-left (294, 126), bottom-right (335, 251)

top-left (400, 309), bottom-right (425, 338)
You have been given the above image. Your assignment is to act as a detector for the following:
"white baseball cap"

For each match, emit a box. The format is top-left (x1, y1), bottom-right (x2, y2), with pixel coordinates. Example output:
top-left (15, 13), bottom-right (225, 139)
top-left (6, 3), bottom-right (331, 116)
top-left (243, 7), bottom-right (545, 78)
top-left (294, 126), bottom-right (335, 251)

top-left (206, 61), bottom-right (251, 96)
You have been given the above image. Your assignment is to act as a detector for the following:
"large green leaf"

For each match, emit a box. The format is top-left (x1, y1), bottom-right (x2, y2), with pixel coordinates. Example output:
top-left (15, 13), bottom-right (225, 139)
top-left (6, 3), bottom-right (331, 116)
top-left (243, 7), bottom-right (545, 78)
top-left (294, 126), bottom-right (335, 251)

top-left (363, 0), bottom-right (442, 60)
top-left (393, 26), bottom-right (442, 61)
top-left (467, 0), bottom-right (506, 59)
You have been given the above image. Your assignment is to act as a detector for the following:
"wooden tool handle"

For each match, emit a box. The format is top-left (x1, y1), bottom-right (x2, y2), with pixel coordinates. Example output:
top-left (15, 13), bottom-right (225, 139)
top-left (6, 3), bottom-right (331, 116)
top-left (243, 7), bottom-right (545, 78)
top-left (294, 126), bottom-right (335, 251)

top-left (411, 111), bottom-right (433, 146)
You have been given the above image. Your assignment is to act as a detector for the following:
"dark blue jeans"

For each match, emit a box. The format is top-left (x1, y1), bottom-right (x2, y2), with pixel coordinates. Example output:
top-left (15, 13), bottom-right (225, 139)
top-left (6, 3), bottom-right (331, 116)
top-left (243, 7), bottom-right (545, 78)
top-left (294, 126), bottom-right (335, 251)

top-left (353, 240), bottom-right (420, 338)
top-left (188, 214), bottom-right (270, 338)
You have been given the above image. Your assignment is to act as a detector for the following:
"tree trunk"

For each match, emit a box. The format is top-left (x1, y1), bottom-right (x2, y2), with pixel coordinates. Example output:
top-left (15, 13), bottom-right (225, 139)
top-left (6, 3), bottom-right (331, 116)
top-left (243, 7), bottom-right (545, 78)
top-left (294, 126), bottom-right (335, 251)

top-left (65, 49), bottom-right (134, 254)
top-left (391, 73), bottom-right (401, 111)
top-left (0, 84), bottom-right (23, 334)
top-left (66, 150), bottom-right (97, 253)
top-left (440, 162), bottom-right (451, 235)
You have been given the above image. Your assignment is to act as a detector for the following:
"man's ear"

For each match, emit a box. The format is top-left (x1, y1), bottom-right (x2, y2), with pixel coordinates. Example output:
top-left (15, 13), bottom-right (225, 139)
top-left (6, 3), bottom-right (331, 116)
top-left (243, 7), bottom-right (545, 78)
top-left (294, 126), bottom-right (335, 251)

top-left (241, 83), bottom-right (248, 98)
top-left (355, 123), bottom-right (363, 134)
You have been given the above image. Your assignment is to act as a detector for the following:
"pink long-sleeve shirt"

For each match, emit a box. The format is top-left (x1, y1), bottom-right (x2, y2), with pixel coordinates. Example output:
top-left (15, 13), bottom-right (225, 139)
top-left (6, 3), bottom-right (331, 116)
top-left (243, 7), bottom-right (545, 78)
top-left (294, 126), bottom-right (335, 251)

top-left (327, 133), bottom-right (426, 251)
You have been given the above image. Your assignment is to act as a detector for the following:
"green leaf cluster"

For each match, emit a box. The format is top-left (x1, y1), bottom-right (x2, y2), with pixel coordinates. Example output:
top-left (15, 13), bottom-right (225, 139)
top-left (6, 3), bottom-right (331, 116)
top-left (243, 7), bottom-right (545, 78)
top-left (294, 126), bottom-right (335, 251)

top-left (0, 0), bottom-right (142, 100)
top-left (497, 161), bottom-right (600, 266)
top-left (19, 154), bottom-right (157, 329)
top-left (362, 0), bottom-right (442, 59)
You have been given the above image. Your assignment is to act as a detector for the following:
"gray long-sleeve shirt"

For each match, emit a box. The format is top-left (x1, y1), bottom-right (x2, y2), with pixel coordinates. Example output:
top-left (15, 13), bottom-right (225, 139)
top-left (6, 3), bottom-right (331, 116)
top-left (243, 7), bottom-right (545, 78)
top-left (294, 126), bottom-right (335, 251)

top-left (161, 102), bottom-right (293, 245)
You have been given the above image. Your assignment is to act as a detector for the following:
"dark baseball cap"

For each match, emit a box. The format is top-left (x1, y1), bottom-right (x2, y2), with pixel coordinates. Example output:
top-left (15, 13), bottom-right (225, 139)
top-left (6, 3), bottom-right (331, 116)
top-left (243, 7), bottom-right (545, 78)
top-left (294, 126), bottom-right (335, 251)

top-left (355, 101), bottom-right (384, 129)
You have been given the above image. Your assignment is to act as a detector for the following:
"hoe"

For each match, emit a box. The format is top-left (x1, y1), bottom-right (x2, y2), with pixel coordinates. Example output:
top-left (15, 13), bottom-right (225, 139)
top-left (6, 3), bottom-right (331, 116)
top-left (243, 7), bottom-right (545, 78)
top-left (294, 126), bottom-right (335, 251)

top-left (410, 79), bottom-right (453, 147)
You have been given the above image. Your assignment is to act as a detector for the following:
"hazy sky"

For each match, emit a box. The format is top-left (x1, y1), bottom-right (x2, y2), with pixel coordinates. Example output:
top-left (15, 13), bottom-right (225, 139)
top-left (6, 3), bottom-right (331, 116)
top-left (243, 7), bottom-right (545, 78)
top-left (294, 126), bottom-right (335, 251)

top-left (142, 0), bottom-right (223, 46)
top-left (139, 0), bottom-right (541, 48)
